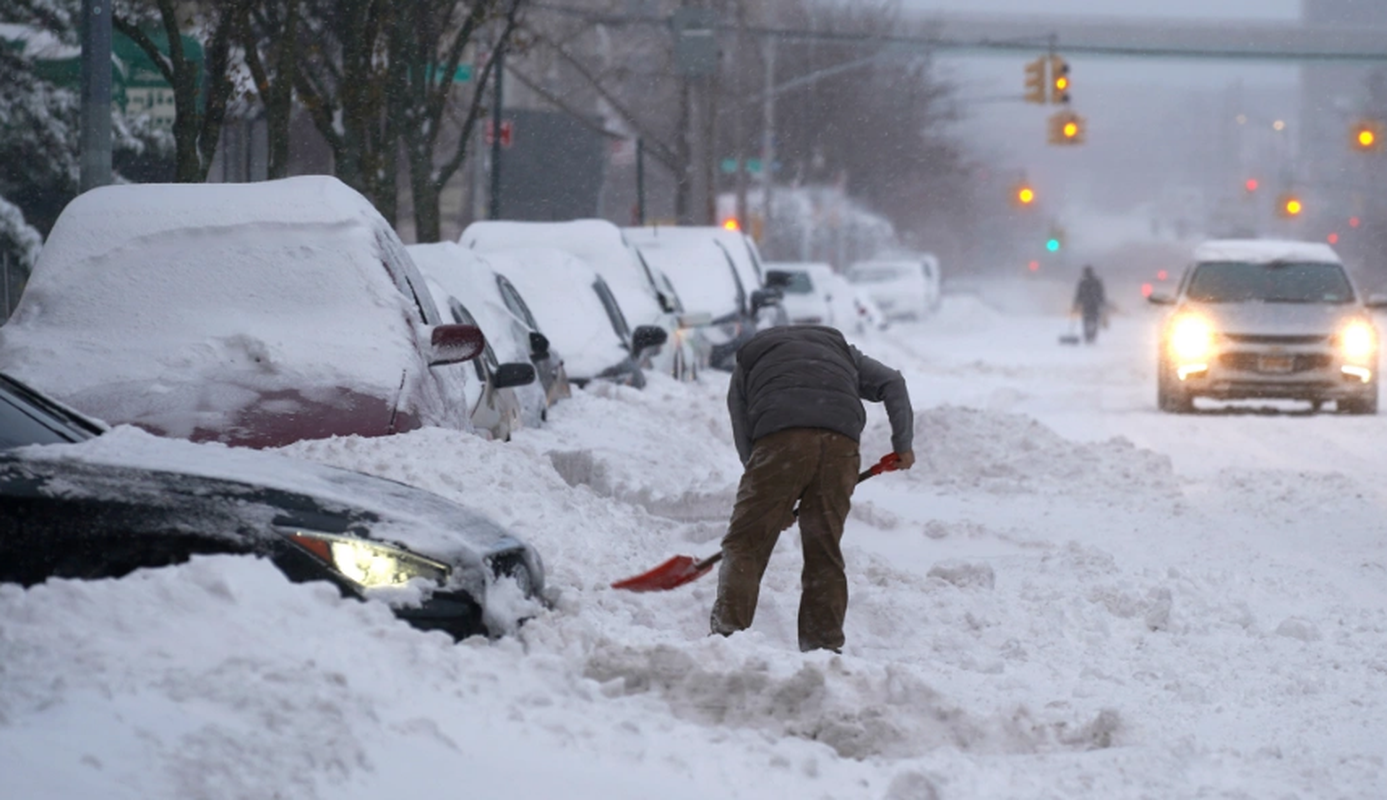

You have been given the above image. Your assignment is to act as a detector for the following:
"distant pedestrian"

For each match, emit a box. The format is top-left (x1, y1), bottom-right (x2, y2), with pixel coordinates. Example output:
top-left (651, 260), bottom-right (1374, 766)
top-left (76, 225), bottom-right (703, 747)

top-left (1072, 265), bottom-right (1107, 344)
top-left (711, 325), bottom-right (914, 653)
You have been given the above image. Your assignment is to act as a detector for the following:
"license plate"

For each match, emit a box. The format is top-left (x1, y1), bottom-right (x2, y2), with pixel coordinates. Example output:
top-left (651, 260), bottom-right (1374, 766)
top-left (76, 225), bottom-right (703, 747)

top-left (1258, 355), bottom-right (1294, 373)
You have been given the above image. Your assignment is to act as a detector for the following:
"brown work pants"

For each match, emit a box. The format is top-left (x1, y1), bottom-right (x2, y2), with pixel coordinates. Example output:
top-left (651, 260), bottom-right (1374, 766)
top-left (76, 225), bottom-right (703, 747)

top-left (710, 428), bottom-right (860, 652)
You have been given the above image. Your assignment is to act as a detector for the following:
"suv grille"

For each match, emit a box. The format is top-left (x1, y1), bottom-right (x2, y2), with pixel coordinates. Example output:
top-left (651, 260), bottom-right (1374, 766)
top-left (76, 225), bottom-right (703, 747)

top-left (1222, 334), bottom-right (1330, 345)
top-left (1220, 353), bottom-right (1332, 373)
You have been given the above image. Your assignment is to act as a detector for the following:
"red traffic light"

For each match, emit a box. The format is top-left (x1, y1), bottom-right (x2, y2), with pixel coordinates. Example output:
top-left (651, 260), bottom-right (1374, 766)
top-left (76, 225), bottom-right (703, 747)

top-left (1244, 179), bottom-right (1259, 193)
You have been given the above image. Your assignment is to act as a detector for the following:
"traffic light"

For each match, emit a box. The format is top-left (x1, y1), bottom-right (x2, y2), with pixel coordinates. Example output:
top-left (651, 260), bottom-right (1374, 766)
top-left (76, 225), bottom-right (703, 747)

top-left (1276, 193), bottom-right (1304, 218)
top-left (1015, 184), bottom-right (1037, 206)
top-left (1048, 110), bottom-right (1086, 145)
top-left (1048, 56), bottom-right (1071, 104)
top-left (1046, 225), bottom-right (1066, 252)
top-left (1244, 178), bottom-right (1259, 193)
top-left (1352, 119), bottom-right (1384, 152)
top-left (1023, 57), bottom-right (1047, 104)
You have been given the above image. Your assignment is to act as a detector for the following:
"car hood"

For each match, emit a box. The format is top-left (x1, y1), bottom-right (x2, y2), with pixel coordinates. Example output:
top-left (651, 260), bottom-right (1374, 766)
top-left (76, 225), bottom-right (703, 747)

top-left (3, 426), bottom-right (527, 567)
top-left (1186, 301), bottom-right (1365, 337)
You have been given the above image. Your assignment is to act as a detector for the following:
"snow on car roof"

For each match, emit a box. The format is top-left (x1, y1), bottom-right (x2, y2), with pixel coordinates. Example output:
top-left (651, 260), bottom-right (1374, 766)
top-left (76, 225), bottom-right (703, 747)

top-left (461, 219), bottom-right (664, 326)
top-left (0, 176), bottom-right (421, 415)
top-left (625, 234), bottom-right (740, 318)
top-left (478, 247), bottom-right (630, 380)
top-left (625, 225), bottom-right (762, 290)
top-left (409, 243), bottom-right (529, 364)
top-left (1193, 239), bottom-right (1343, 265)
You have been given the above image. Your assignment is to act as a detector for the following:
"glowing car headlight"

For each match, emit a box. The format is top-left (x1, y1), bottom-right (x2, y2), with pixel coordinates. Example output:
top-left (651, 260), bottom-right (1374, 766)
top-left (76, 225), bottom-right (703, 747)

top-left (1168, 314), bottom-right (1214, 361)
top-left (281, 529), bottom-right (449, 588)
top-left (1340, 320), bottom-right (1377, 363)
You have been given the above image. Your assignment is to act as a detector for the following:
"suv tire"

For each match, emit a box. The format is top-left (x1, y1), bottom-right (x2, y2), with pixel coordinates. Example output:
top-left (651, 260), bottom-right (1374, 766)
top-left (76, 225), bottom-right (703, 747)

top-left (1340, 385), bottom-right (1379, 415)
top-left (1157, 359), bottom-right (1195, 414)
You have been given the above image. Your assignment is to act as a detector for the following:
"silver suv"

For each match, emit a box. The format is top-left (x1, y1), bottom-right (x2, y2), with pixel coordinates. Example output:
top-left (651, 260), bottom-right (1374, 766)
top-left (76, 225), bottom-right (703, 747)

top-left (1150, 239), bottom-right (1386, 414)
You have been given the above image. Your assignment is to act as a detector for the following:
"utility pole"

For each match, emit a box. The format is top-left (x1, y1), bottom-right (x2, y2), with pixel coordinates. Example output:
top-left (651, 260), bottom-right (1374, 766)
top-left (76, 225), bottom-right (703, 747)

top-left (733, 5), bottom-right (749, 232)
top-left (79, 0), bottom-right (112, 192)
top-left (672, 6), bottom-right (718, 225)
top-left (488, 41), bottom-right (506, 220)
top-left (760, 36), bottom-right (776, 242)
top-left (636, 137), bottom-right (646, 225)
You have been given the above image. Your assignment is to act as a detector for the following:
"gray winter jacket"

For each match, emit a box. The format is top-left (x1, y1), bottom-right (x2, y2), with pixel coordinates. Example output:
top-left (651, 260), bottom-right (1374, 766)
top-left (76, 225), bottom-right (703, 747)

top-left (727, 325), bottom-right (913, 465)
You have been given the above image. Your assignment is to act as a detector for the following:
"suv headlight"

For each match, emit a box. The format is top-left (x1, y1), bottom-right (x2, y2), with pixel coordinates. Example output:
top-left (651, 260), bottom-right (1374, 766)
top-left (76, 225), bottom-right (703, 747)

top-left (1340, 320), bottom-right (1377, 363)
top-left (281, 528), bottom-right (449, 588)
top-left (1168, 314), bottom-right (1214, 361)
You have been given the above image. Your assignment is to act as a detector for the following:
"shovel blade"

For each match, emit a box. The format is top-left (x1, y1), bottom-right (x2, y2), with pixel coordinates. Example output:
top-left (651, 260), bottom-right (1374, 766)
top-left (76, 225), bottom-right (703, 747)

top-left (611, 554), bottom-right (716, 592)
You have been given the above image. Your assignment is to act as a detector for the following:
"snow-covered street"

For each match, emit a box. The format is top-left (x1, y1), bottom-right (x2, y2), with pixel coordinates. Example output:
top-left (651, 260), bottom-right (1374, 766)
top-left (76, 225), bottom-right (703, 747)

top-left (3, 282), bottom-right (1386, 799)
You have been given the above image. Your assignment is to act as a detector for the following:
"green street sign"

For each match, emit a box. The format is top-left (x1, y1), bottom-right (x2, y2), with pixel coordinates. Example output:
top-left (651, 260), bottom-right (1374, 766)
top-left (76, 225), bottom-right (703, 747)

top-left (719, 158), bottom-right (764, 175)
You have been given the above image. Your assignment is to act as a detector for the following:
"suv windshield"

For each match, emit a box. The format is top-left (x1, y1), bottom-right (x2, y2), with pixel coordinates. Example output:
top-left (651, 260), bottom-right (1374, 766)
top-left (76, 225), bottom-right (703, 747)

top-left (1185, 261), bottom-right (1355, 304)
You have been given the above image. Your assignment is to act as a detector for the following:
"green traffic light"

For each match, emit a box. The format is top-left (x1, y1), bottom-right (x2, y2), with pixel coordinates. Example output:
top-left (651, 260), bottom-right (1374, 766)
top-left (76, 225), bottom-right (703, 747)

top-left (1046, 239), bottom-right (1061, 252)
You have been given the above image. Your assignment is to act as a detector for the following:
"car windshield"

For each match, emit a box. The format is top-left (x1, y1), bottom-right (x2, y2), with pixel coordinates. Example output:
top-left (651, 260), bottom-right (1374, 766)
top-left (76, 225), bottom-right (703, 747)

top-left (1185, 261), bottom-right (1355, 304)
top-left (0, 374), bottom-right (101, 449)
top-left (777, 271), bottom-right (815, 295)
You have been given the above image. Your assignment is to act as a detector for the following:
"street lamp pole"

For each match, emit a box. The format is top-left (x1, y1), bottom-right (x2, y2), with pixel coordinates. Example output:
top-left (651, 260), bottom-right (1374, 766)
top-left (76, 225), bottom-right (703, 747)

top-left (79, 0), bottom-right (112, 192)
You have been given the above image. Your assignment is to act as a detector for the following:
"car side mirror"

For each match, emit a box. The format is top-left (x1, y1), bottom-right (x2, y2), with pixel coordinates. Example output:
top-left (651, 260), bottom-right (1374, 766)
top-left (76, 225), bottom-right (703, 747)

top-left (764, 270), bottom-right (793, 289)
top-left (492, 362), bottom-right (537, 389)
top-left (1366, 293), bottom-right (1387, 310)
top-left (631, 324), bottom-right (668, 355)
top-left (428, 324), bottom-right (485, 366)
top-left (678, 311), bottom-right (713, 329)
top-left (750, 288), bottom-right (782, 312)
top-left (529, 331), bottom-right (551, 360)
top-left (1147, 292), bottom-right (1176, 306)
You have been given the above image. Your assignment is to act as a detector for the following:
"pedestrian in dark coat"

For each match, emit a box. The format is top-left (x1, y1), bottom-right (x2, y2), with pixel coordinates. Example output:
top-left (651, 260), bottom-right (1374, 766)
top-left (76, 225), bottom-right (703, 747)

top-left (1073, 265), bottom-right (1107, 344)
top-left (711, 325), bottom-right (915, 653)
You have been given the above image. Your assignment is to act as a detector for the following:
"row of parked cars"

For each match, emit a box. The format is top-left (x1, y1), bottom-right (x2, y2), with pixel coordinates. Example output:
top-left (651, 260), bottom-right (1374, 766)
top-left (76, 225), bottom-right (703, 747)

top-left (0, 175), bottom-right (804, 642)
top-left (760, 254), bottom-right (943, 332)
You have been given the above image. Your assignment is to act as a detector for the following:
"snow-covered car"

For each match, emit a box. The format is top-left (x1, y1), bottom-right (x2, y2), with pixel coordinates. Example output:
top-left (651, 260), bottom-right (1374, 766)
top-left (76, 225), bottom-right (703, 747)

top-left (0, 176), bottom-right (483, 448)
top-left (846, 258), bottom-right (936, 321)
top-left (625, 227), bottom-right (757, 370)
top-left (423, 276), bottom-right (534, 442)
top-left (481, 247), bottom-right (667, 388)
top-left (1149, 238), bottom-right (1387, 414)
top-left (624, 225), bottom-right (787, 328)
top-left (410, 242), bottom-right (559, 431)
top-left (763, 262), bottom-right (838, 327)
top-left (0, 371), bottom-right (546, 640)
top-left (460, 219), bottom-right (704, 381)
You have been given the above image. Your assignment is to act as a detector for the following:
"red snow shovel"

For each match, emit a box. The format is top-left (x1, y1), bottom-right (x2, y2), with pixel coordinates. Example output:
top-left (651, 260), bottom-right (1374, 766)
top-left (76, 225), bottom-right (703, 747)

top-left (611, 453), bottom-right (901, 592)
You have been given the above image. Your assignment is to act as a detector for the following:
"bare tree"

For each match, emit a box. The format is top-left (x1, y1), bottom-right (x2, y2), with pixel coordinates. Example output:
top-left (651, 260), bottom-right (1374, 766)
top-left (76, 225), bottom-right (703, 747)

top-left (240, 0), bottom-right (300, 179)
top-left (394, 0), bottom-right (525, 242)
top-left (112, 0), bottom-right (248, 182)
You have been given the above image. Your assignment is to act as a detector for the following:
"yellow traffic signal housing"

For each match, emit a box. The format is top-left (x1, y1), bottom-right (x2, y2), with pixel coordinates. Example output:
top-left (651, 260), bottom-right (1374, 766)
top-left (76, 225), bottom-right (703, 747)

top-left (1049, 56), bottom-right (1071, 104)
top-left (1352, 119), bottom-right (1384, 151)
top-left (1048, 110), bottom-right (1086, 145)
top-left (1277, 193), bottom-right (1304, 218)
top-left (1023, 57), bottom-right (1047, 104)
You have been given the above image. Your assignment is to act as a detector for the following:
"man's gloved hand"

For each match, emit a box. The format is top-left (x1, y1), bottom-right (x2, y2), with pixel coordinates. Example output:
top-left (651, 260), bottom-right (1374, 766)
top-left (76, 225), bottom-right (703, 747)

top-left (894, 450), bottom-right (916, 470)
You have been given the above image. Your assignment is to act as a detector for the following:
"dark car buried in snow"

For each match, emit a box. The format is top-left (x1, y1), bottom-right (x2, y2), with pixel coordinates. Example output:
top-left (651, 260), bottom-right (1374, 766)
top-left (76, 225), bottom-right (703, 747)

top-left (0, 372), bottom-right (546, 640)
